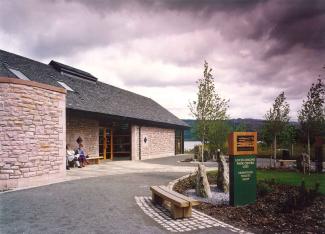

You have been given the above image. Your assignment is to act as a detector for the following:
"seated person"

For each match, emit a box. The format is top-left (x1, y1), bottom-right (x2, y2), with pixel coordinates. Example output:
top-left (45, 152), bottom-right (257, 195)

top-left (66, 144), bottom-right (81, 169)
top-left (75, 143), bottom-right (88, 167)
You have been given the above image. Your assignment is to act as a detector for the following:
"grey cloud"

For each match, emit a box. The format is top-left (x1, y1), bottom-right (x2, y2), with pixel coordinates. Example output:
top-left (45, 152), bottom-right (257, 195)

top-left (1, 0), bottom-right (324, 61)
top-left (71, 0), bottom-right (262, 14)
top-left (0, 0), bottom-right (324, 119)
top-left (249, 0), bottom-right (325, 58)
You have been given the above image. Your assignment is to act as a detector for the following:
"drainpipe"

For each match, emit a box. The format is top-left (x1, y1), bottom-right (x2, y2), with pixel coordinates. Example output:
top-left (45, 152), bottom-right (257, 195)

top-left (139, 126), bottom-right (141, 160)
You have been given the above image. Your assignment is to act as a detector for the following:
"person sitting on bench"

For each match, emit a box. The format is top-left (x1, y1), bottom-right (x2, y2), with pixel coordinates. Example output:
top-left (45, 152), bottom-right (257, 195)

top-left (66, 144), bottom-right (81, 169)
top-left (75, 143), bottom-right (88, 167)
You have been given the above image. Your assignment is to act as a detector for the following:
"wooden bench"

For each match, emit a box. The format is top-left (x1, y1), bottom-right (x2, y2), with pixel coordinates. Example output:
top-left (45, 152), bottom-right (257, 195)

top-left (87, 156), bottom-right (104, 165)
top-left (278, 159), bottom-right (296, 168)
top-left (150, 185), bottom-right (200, 219)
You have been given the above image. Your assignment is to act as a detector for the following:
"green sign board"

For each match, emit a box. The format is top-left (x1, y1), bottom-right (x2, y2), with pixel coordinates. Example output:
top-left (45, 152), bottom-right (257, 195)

top-left (229, 155), bottom-right (256, 206)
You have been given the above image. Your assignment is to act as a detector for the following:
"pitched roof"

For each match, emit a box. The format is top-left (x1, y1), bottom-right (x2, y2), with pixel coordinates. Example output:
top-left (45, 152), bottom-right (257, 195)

top-left (0, 49), bottom-right (188, 128)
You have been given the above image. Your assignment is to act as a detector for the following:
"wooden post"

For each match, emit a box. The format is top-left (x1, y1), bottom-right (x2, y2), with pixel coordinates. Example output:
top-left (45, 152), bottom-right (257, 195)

top-left (183, 205), bottom-right (192, 218)
top-left (170, 204), bottom-right (183, 219)
top-left (152, 193), bottom-right (163, 205)
top-left (110, 128), bottom-right (113, 160)
top-left (103, 128), bottom-right (107, 160)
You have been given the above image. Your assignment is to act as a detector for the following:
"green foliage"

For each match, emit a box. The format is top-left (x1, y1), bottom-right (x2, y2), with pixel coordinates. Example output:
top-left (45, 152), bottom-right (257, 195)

top-left (264, 92), bottom-right (290, 137)
top-left (193, 145), bottom-right (200, 160)
top-left (189, 61), bottom-right (229, 146)
top-left (207, 120), bottom-right (231, 153)
top-left (263, 92), bottom-right (290, 165)
top-left (257, 181), bottom-right (272, 197)
top-left (232, 122), bottom-right (248, 132)
top-left (298, 79), bottom-right (325, 149)
top-left (278, 124), bottom-right (298, 148)
top-left (282, 180), bottom-right (320, 212)
top-left (260, 123), bottom-right (273, 145)
top-left (193, 144), bottom-right (210, 161)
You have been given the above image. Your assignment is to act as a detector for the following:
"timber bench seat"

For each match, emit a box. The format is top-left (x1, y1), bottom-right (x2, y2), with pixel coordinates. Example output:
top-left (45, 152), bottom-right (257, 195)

top-left (87, 156), bottom-right (104, 164)
top-left (278, 159), bottom-right (296, 168)
top-left (150, 185), bottom-right (200, 219)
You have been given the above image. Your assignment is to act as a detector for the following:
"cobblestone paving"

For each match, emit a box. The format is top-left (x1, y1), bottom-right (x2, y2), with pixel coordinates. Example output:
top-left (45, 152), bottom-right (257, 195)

top-left (135, 196), bottom-right (248, 233)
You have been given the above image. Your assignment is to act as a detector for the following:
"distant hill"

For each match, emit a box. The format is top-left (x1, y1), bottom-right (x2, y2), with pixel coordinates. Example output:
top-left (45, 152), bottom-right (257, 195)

top-left (183, 118), bottom-right (266, 141)
top-left (183, 119), bottom-right (299, 141)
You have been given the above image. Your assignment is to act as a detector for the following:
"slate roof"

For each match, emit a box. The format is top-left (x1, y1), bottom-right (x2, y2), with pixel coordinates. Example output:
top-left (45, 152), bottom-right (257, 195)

top-left (0, 49), bottom-right (188, 128)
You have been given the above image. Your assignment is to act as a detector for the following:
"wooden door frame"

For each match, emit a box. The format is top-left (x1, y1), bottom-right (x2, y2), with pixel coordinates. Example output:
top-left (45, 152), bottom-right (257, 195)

top-left (103, 128), bottom-right (107, 160)
top-left (101, 127), bottom-right (114, 160)
top-left (110, 128), bottom-right (113, 160)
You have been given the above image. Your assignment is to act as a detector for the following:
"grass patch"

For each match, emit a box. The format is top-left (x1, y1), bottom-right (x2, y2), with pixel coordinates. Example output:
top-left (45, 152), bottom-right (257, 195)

top-left (257, 170), bottom-right (325, 195)
top-left (206, 169), bottom-right (325, 195)
top-left (207, 170), bottom-right (218, 177)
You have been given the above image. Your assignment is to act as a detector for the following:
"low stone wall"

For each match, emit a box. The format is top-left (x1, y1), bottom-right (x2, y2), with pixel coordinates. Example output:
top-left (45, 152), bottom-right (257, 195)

top-left (131, 125), bottom-right (175, 160)
top-left (0, 78), bottom-right (66, 189)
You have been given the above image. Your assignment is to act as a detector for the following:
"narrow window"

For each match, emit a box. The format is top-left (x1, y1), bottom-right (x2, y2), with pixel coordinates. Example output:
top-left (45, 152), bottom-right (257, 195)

top-left (57, 81), bottom-right (74, 91)
top-left (8, 68), bottom-right (30, 81)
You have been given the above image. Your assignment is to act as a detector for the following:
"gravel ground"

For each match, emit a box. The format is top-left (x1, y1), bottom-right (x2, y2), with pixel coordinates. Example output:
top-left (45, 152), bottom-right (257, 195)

top-left (185, 185), bottom-right (229, 205)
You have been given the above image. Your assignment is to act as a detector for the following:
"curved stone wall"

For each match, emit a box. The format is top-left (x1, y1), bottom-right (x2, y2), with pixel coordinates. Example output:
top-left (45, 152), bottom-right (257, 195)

top-left (0, 77), bottom-right (66, 189)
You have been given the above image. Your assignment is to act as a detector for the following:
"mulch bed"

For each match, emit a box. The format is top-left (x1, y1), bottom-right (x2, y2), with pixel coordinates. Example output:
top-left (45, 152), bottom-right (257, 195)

top-left (173, 175), bottom-right (325, 233)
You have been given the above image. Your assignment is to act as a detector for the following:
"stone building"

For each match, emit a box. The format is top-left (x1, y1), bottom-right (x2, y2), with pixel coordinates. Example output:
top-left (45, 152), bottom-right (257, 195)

top-left (0, 50), bottom-right (188, 189)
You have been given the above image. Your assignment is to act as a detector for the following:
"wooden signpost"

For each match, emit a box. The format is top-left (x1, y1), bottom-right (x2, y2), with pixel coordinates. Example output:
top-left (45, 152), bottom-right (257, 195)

top-left (228, 132), bottom-right (257, 206)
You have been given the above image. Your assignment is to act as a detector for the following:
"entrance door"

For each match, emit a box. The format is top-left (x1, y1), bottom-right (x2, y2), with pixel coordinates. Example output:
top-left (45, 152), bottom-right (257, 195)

top-left (113, 123), bottom-right (131, 160)
top-left (175, 129), bottom-right (183, 154)
top-left (99, 124), bottom-right (131, 160)
top-left (99, 127), bottom-right (112, 160)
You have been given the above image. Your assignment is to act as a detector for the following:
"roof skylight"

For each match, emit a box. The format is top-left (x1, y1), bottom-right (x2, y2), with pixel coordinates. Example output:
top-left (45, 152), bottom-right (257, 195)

top-left (8, 68), bottom-right (30, 81)
top-left (57, 81), bottom-right (74, 91)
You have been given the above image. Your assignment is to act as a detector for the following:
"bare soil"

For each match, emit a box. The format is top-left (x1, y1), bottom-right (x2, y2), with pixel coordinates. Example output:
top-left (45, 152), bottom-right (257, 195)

top-left (173, 175), bottom-right (325, 233)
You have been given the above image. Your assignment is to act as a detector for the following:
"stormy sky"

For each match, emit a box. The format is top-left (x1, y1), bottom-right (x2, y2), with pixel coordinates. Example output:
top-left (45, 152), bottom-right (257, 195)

top-left (1, 0), bottom-right (324, 120)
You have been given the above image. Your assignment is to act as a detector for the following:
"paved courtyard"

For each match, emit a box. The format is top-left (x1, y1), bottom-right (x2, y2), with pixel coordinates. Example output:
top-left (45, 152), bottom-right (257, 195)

top-left (0, 155), bottom-right (245, 234)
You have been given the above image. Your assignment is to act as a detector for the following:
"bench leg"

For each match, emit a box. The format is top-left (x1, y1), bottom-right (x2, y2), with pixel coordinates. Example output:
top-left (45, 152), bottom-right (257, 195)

top-left (171, 205), bottom-right (192, 219)
top-left (171, 204), bottom-right (183, 219)
top-left (183, 205), bottom-right (192, 218)
top-left (152, 193), bottom-right (163, 206)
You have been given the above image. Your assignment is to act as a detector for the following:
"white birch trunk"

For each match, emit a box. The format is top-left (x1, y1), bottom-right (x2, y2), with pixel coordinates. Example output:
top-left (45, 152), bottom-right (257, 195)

top-left (270, 144), bottom-right (273, 168)
top-left (274, 135), bottom-right (277, 168)
top-left (201, 139), bottom-right (205, 163)
top-left (307, 130), bottom-right (311, 174)
top-left (201, 124), bottom-right (205, 163)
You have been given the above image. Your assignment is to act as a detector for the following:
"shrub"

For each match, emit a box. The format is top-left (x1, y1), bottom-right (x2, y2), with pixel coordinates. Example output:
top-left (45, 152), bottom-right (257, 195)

top-left (193, 145), bottom-right (210, 161)
top-left (281, 180), bottom-right (320, 212)
top-left (257, 181), bottom-right (272, 197)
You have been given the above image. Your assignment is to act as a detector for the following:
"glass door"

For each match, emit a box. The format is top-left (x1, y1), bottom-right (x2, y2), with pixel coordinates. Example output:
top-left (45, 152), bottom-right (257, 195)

top-left (175, 129), bottom-right (183, 154)
top-left (113, 123), bottom-right (131, 160)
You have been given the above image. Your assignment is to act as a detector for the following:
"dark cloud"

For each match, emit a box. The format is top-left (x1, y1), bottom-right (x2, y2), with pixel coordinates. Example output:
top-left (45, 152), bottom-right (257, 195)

top-left (1, 0), bottom-right (324, 60)
top-left (70, 0), bottom-right (263, 14)
top-left (252, 0), bottom-right (325, 58)
top-left (0, 0), bottom-right (324, 118)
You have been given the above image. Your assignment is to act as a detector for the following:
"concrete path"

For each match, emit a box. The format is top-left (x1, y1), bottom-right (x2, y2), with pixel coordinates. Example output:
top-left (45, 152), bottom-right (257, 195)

top-left (0, 155), bottom-right (241, 234)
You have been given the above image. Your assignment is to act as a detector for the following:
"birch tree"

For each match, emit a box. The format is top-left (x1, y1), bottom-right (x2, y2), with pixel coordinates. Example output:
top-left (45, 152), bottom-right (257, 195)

top-left (298, 79), bottom-right (325, 158)
top-left (189, 61), bottom-right (228, 162)
top-left (264, 92), bottom-right (290, 167)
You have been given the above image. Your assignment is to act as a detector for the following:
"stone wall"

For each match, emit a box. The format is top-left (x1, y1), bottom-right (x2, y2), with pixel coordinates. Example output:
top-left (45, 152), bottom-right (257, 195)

top-left (131, 125), bottom-right (175, 160)
top-left (66, 113), bottom-right (99, 156)
top-left (0, 78), bottom-right (66, 189)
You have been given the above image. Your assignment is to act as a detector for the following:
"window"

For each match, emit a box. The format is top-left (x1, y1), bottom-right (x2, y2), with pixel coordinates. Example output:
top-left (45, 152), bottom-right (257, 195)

top-left (8, 68), bottom-right (30, 80)
top-left (57, 81), bottom-right (74, 91)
